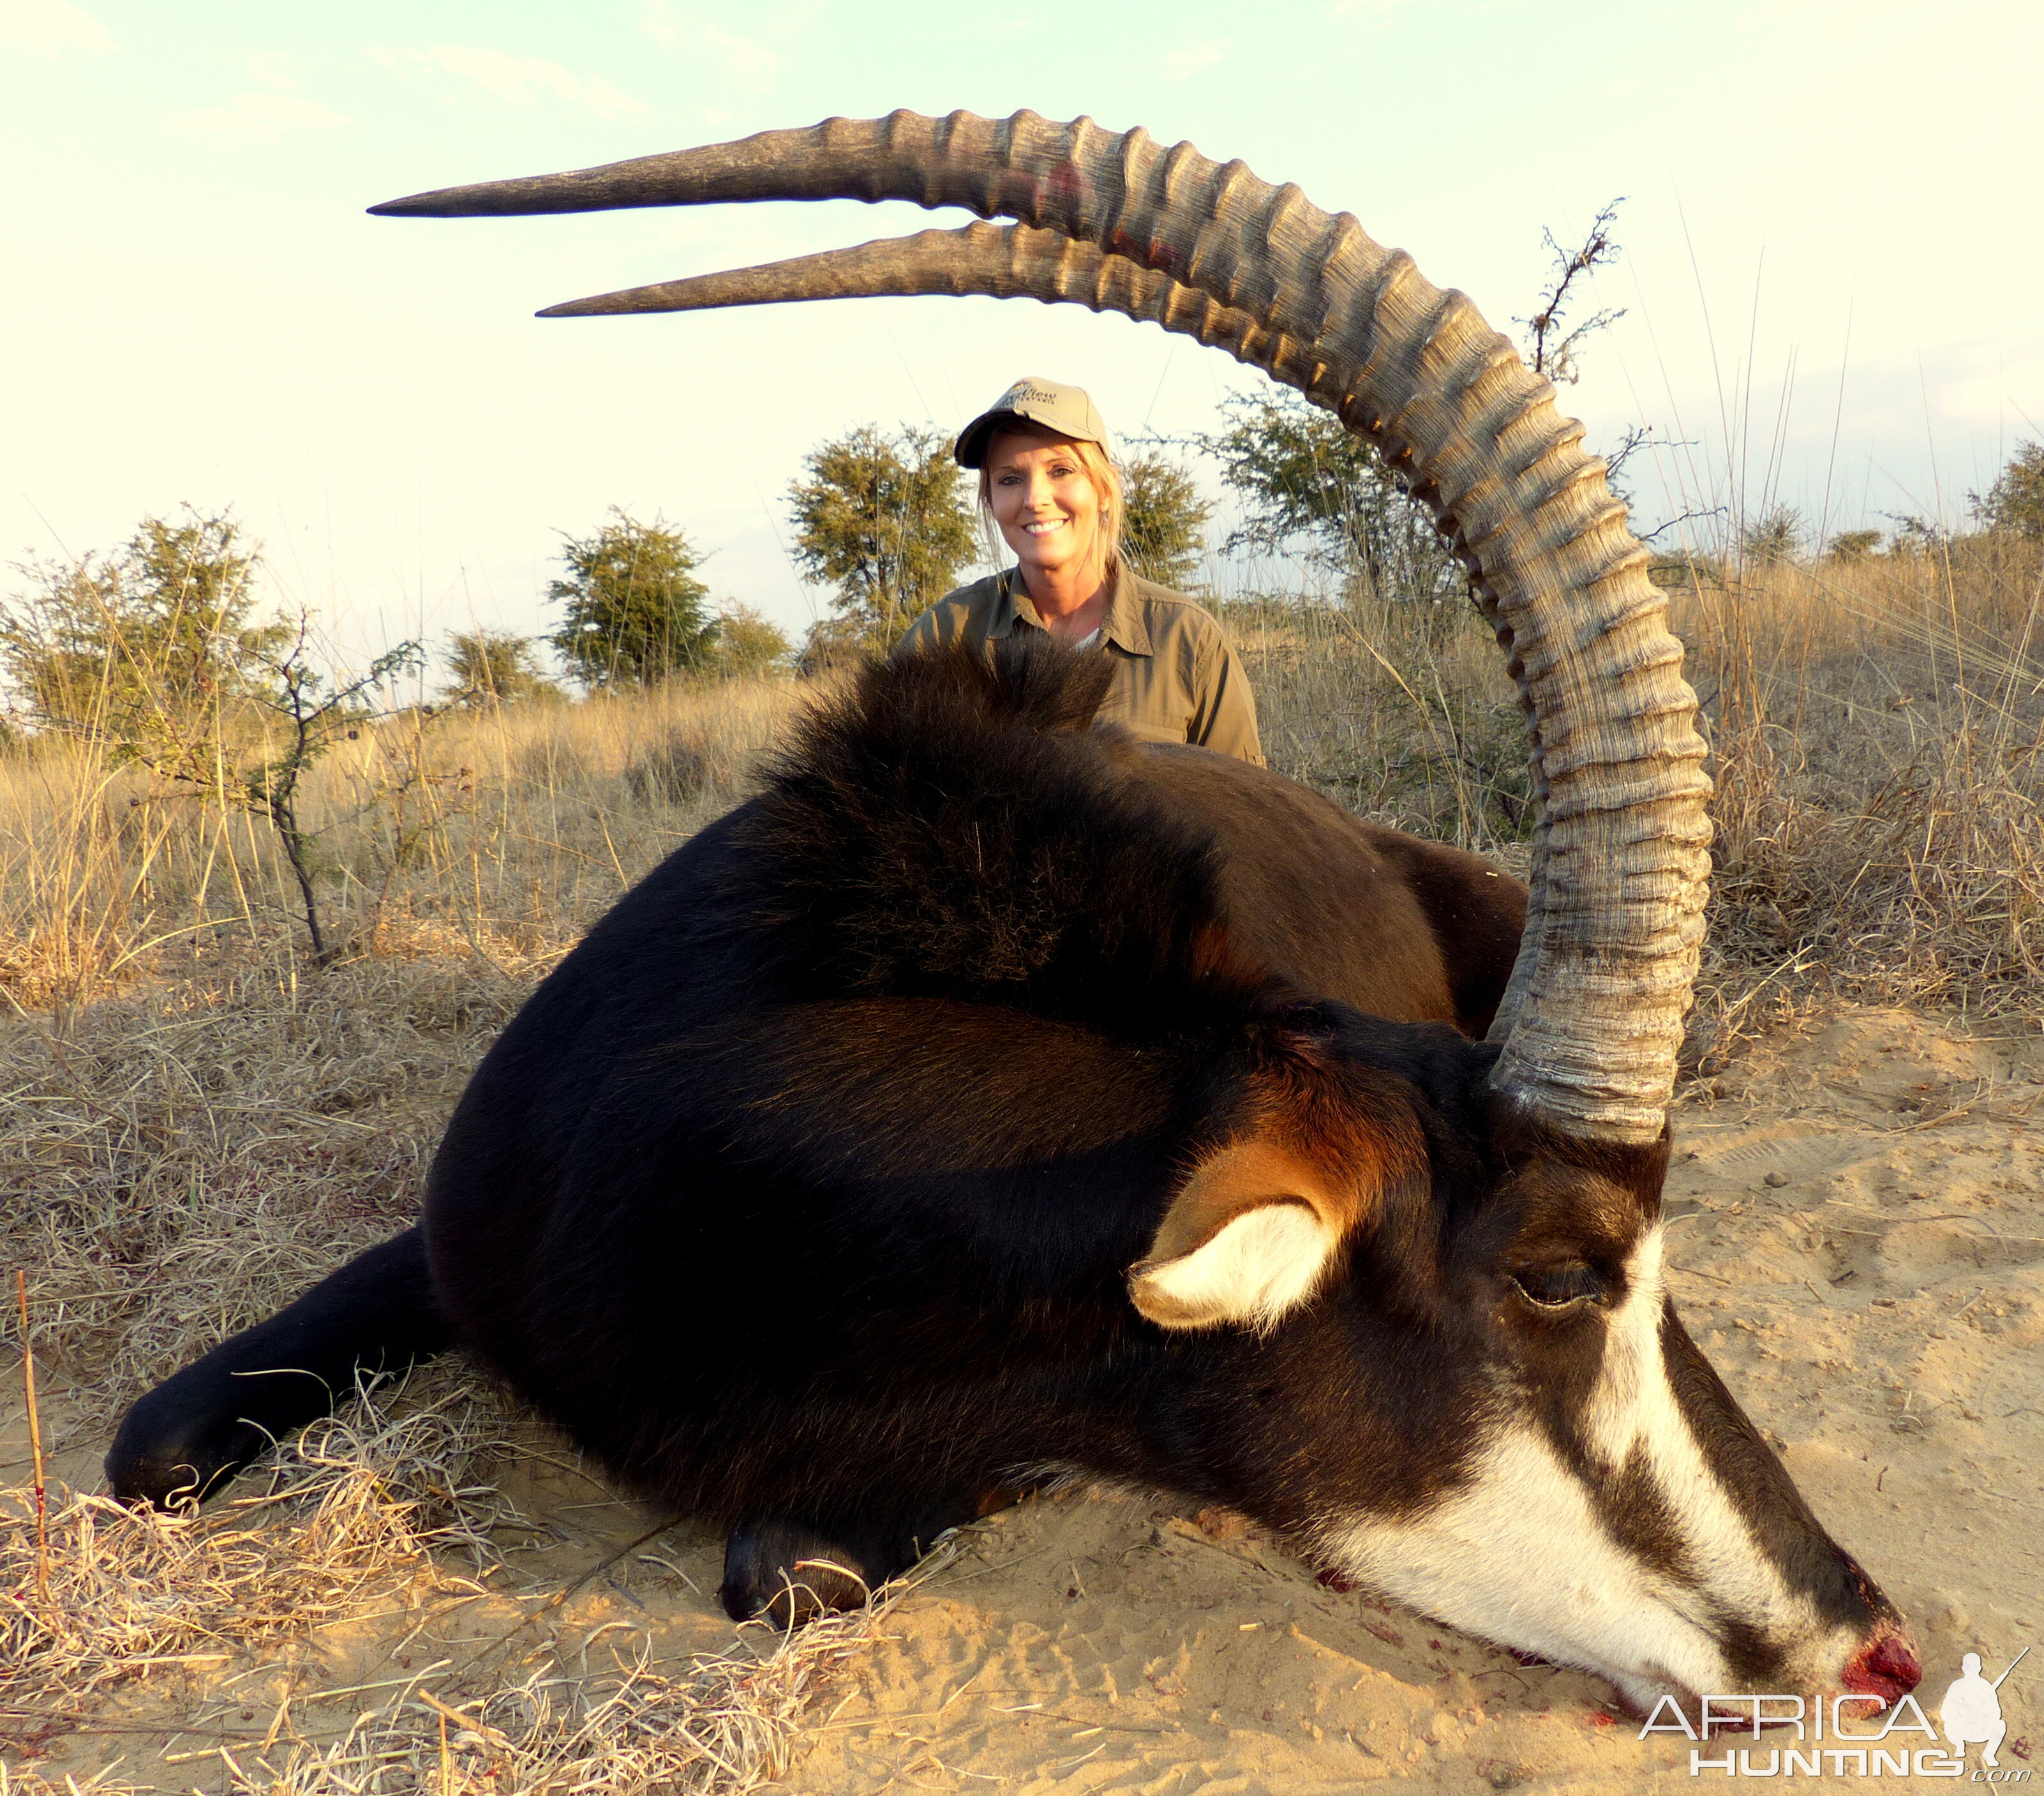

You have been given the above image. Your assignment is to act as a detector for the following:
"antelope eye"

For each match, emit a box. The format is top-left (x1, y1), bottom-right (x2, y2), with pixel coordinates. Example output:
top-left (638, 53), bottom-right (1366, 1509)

top-left (1509, 1264), bottom-right (1606, 1311)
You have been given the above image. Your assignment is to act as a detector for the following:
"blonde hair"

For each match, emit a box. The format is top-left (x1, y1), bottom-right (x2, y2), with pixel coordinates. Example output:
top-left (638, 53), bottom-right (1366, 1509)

top-left (977, 424), bottom-right (1125, 585)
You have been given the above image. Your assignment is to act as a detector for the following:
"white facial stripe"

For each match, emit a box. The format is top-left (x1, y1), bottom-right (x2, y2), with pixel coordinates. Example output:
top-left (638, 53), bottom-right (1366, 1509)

top-left (1593, 1227), bottom-right (1860, 1680)
top-left (1611, 1231), bottom-right (1782, 1603)
top-left (1579, 1224), bottom-right (1665, 1465)
top-left (1130, 1204), bottom-right (1332, 1333)
top-left (1321, 1419), bottom-right (1729, 1712)
top-left (1317, 1225), bottom-right (1871, 1702)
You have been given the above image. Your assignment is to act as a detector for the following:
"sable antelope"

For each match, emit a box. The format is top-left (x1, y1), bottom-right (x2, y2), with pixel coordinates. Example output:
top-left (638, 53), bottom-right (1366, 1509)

top-left (108, 112), bottom-right (1921, 1714)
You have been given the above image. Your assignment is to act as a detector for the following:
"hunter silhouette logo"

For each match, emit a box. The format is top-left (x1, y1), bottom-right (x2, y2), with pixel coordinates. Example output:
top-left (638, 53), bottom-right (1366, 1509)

top-left (1639, 1642), bottom-right (2031, 1778)
top-left (1941, 1648), bottom-right (2026, 1769)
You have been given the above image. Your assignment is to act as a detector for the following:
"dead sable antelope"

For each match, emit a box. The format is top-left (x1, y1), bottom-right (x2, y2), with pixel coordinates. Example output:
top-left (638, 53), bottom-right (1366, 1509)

top-left (108, 111), bottom-right (1921, 1716)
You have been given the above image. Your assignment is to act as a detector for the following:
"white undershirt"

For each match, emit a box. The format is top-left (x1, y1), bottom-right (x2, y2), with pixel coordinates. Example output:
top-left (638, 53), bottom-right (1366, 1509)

top-left (1071, 628), bottom-right (1101, 650)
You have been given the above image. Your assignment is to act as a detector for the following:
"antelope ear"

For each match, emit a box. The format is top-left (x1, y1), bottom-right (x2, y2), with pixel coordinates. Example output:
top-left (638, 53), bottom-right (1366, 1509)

top-left (1128, 1139), bottom-right (1344, 1333)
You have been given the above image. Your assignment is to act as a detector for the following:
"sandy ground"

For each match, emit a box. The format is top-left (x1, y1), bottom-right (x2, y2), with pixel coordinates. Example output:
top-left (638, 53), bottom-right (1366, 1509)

top-left (9, 1005), bottom-right (2043, 1793)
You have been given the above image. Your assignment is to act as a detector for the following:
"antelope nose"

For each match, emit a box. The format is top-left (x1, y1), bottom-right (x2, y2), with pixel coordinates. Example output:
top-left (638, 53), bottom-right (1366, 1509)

top-left (1842, 1630), bottom-right (1922, 1703)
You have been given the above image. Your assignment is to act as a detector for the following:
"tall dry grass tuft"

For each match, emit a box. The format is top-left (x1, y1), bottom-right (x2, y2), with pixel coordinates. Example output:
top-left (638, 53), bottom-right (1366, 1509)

top-left (0, 755), bottom-right (188, 1010)
top-left (1672, 535), bottom-right (2043, 1066)
top-left (1223, 592), bottom-right (1533, 858)
top-left (0, 675), bottom-right (807, 1011)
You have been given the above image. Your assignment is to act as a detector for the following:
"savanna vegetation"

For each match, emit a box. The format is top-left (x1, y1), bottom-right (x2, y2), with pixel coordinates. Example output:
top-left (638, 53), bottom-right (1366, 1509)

top-left (3, 207), bottom-right (2039, 1785)
top-left (4, 453), bottom-right (2039, 1793)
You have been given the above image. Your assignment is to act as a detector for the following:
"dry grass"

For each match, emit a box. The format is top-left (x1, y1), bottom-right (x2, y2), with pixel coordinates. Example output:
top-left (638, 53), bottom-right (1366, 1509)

top-left (3, 1370), bottom-right (957, 1795)
top-left (1674, 535), bottom-right (2043, 1066)
top-left (2, 955), bottom-right (515, 1428)
top-left (1, 537), bottom-right (2040, 1788)
top-left (1223, 591), bottom-right (1533, 856)
top-left (0, 675), bottom-right (805, 1012)
top-left (3, 1379), bottom-right (501, 1710)
top-left (1226, 535), bottom-right (2043, 1057)
top-left (0, 677), bottom-right (807, 1460)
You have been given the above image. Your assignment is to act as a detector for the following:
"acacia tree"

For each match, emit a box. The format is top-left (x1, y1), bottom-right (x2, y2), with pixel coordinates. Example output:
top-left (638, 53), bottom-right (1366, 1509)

top-left (548, 509), bottom-right (718, 689)
top-left (0, 507), bottom-right (288, 740)
top-left (1971, 440), bottom-right (2044, 541)
top-left (709, 604), bottom-right (793, 678)
top-left (1202, 392), bottom-right (1461, 604)
top-left (1740, 507), bottom-right (1805, 567)
top-left (444, 627), bottom-right (558, 705)
top-left (1511, 193), bottom-right (1694, 539)
top-left (1119, 454), bottom-right (1212, 590)
top-left (94, 618), bottom-right (424, 964)
top-left (786, 425), bottom-right (976, 651)
top-left (1173, 199), bottom-right (1658, 608)
top-left (0, 513), bottom-right (423, 962)
top-left (229, 625), bottom-right (424, 961)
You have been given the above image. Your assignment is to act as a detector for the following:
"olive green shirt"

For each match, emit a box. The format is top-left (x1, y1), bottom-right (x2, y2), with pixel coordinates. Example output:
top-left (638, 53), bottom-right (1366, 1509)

top-left (895, 567), bottom-right (1264, 766)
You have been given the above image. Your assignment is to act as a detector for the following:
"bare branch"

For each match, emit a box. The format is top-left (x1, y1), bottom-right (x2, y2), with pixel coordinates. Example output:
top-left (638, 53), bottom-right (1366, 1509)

top-left (1518, 198), bottom-right (1629, 384)
top-left (1637, 506), bottom-right (1727, 545)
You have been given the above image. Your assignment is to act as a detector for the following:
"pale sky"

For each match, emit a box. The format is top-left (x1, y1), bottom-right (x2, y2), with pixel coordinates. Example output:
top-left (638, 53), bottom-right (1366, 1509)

top-left (3, 0), bottom-right (2036, 672)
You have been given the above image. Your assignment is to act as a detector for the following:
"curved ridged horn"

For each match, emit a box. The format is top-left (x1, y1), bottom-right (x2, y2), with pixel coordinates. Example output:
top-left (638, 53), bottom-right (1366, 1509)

top-left (538, 221), bottom-right (1174, 317)
top-left (373, 112), bottom-right (1712, 1145)
top-left (539, 223), bottom-right (1281, 355)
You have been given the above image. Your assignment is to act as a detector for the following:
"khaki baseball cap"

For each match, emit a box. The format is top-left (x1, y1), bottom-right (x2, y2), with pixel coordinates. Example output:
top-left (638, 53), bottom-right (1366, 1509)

top-left (953, 376), bottom-right (1112, 468)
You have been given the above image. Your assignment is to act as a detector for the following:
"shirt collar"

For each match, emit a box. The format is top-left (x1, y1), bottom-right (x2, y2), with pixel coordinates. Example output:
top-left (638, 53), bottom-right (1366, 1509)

top-left (990, 566), bottom-right (1153, 655)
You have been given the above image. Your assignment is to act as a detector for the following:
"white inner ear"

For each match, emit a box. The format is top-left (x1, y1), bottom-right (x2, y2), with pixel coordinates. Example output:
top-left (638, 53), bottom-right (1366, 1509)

top-left (1130, 1202), bottom-right (1335, 1333)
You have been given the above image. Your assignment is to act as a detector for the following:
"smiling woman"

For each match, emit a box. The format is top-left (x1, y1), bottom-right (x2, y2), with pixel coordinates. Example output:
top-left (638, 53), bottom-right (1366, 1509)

top-left (895, 377), bottom-right (1264, 765)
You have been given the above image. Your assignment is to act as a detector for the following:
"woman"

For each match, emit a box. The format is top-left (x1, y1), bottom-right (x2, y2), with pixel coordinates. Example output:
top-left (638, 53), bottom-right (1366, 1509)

top-left (895, 377), bottom-right (1264, 765)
